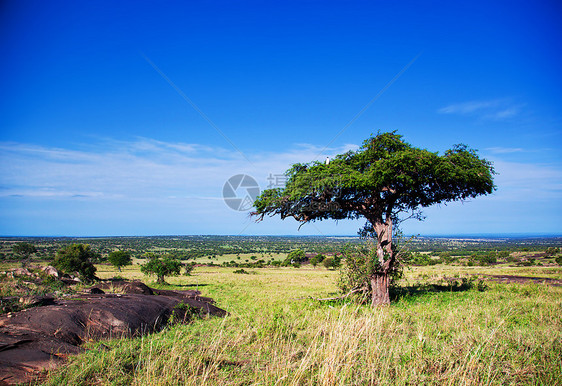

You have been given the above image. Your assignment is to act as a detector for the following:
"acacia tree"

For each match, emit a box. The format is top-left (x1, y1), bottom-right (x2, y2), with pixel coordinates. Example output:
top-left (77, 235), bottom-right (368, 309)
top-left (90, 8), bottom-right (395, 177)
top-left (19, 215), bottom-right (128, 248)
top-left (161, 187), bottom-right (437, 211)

top-left (252, 132), bottom-right (495, 306)
top-left (284, 249), bottom-right (306, 265)
top-left (140, 254), bottom-right (183, 284)
top-left (107, 250), bottom-right (132, 272)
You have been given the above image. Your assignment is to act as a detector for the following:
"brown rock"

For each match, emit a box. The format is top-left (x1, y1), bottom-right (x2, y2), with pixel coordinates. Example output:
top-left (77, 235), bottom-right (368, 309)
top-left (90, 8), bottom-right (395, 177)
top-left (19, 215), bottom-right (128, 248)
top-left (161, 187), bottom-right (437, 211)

top-left (0, 284), bottom-right (226, 384)
top-left (41, 266), bottom-right (60, 278)
top-left (10, 268), bottom-right (33, 277)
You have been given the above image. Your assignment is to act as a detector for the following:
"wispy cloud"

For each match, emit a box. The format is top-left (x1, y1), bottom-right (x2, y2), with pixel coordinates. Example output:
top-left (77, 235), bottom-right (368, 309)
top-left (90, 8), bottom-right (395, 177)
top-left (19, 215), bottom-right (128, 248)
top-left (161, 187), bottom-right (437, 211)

top-left (485, 147), bottom-right (524, 154)
top-left (489, 158), bottom-right (562, 202)
top-left (1, 137), bottom-right (560, 236)
top-left (0, 138), bottom-right (352, 202)
top-left (485, 107), bottom-right (519, 120)
top-left (438, 99), bottom-right (522, 121)
top-left (2, 137), bottom-right (559, 207)
top-left (438, 100), bottom-right (502, 114)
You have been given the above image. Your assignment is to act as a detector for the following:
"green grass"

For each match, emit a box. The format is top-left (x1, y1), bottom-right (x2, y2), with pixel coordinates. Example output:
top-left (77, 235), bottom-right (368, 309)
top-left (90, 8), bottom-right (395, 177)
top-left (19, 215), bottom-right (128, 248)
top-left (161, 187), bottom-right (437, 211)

top-left (35, 265), bottom-right (562, 385)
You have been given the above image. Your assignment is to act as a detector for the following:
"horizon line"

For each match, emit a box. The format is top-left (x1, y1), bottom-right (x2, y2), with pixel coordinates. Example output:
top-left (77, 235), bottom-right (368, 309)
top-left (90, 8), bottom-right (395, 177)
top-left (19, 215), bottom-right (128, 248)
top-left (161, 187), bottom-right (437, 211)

top-left (1, 233), bottom-right (561, 239)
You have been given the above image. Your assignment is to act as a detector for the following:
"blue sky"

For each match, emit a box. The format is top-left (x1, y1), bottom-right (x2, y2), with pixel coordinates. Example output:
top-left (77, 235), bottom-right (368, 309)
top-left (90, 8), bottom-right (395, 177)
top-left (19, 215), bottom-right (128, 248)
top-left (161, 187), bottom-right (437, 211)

top-left (0, 0), bottom-right (560, 236)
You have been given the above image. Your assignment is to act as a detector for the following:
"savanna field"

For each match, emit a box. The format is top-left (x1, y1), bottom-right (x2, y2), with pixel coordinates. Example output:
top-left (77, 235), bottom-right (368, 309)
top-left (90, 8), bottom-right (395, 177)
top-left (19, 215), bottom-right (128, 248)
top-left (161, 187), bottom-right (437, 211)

top-left (3, 2), bottom-right (562, 385)
top-left (38, 262), bottom-right (561, 385)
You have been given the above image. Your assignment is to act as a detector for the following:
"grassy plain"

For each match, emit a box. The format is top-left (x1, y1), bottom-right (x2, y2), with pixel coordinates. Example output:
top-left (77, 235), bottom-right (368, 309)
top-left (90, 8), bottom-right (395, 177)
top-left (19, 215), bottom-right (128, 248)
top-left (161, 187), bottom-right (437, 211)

top-left (44, 263), bottom-right (562, 385)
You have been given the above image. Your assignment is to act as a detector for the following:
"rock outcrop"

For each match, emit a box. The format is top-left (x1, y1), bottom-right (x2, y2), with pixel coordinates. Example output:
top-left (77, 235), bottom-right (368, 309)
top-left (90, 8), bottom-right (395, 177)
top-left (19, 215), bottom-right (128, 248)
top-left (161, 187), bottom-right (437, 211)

top-left (0, 281), bottom-right (226, 384)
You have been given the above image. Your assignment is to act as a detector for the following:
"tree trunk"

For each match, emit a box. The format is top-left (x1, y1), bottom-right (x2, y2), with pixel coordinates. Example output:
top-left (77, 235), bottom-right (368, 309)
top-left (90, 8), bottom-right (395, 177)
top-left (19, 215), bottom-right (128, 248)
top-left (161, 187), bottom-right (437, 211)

top-left (370, 272), bottom-right (390, 306)
top-left (365, 213), bottom-right (394, 307)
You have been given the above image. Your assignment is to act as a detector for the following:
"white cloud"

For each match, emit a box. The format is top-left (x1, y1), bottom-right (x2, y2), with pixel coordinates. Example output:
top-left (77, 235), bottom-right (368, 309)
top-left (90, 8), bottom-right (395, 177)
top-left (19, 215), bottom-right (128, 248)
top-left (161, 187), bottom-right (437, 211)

top-left (438, 99), bottom-right (522, 121)
top-left (476, 156), bottom-right (562, 204)
top-left (1, 138), bottom-right (559, 236)
top-left (485, 147), bottom-right (524, 154)
top-left (485, 108), bottom-right (519, 120)
top-left (0, 138), bottom-right (352, 202)
top-left (438, 100), bottom-right (502, 114)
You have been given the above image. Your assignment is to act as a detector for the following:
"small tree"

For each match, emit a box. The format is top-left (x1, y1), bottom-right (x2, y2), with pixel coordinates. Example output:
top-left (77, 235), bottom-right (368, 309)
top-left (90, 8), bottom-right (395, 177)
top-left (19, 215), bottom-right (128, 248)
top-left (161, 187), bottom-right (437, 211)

top-left (52, 244), bottom-right (97, 282)
top-left (323, 257), bottom-right (335, 269)
top-left (140, 254), bottom-right (182, 284)
top-left (314, 253), bottom-right (326, 263)
top-left (310, 256), bottom-right (318, 267)
top-left (322, 255), bottom-right (341, 270)
top-left (12, 242), bottom-right (37, 267)
top-left (107, 250), bottom-right (132, 272)
top-left (284, 249), bottom-right (306, 265)
top-left (253, 132), bottom-right (495, 306)
top-left (184, 261), bottom-right (195, 276)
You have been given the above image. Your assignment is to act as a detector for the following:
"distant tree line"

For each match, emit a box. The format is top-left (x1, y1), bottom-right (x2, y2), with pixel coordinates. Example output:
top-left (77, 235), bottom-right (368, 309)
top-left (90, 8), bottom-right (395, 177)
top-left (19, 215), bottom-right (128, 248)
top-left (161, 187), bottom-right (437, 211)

top-left (1, 238), bottom-right (561, 270)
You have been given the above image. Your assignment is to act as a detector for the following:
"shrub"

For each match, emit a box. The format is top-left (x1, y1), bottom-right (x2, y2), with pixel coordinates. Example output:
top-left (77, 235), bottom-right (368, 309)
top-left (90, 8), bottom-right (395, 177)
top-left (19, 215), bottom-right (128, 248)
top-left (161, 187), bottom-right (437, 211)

top-left (407, 252), bottom-right (441, 266)
top-left (314, 254), bottom-right (326, 263)
top-left (438, 252), bottom-right (456, 263)
top-left (323, 257), bottom-right (336, 270)
top-left (337, 243), bottom-right (404, 303)
top-left (478, 252), bottom-right (497, 265)
top-left (184, 262), bottom-right (195, 276)
top-left (498, 250), bottom-right (510, 258)
top-left (52, 244), bottom-right (97, 282)
top-left (12, 242), bottom-right (37, 267)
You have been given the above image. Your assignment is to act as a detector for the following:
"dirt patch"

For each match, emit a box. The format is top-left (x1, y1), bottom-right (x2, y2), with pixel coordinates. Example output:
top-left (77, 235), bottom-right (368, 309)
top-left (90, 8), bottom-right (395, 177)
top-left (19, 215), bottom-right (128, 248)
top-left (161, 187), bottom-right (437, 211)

top-left (0, 281), bottom-right (226, 384)
top-left (478, 274), bottom-right (562, 286)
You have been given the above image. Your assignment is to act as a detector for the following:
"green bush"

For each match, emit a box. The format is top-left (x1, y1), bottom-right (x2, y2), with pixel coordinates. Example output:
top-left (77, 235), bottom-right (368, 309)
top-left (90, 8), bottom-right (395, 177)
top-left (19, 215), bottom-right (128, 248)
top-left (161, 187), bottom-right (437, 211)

top-left (322, 257), bottom-right (334, 269)
top-left (184, 262), bottom-right (195, 276)
top-left (309, 254), bottom-right (324, 267)
top-left (52, 244), bottom-right (97, 282)
top-left (498, 250), bottom-right (510, 258)
top-left (407, 252), bottom-right (439, 266)
top-left (12, 242), bottom-right (37, 267)
top-left (337, 243), bottom-right (404, 303)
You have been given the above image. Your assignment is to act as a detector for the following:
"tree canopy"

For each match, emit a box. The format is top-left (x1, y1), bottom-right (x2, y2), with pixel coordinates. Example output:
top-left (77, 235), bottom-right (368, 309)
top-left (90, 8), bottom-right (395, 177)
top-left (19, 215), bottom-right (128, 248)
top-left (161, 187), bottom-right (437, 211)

top-left (252, 132), bottom-right (495, 305)
top-left (107, 250), bottom-right (133, 272)
top-left (140, 254), bottom-right (183, 284)
top-left (253, 132), bottom-right (494, 226)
